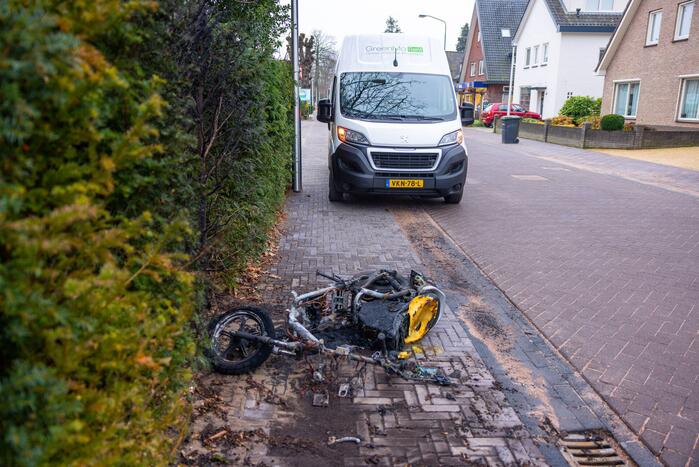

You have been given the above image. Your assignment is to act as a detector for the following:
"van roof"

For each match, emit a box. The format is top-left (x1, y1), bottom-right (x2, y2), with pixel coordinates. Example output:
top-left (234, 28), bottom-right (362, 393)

top-left (337, 34), bottom-right (450, 75)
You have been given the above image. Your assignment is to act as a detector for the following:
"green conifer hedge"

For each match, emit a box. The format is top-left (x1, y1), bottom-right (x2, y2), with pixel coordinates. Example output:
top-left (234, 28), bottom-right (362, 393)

top-left (1, 0), bottom-right (292, 464)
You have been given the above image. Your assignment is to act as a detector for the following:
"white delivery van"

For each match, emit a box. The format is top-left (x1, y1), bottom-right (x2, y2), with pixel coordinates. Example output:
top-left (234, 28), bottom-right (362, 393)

top-left (317, 34), bottom-right (469, 204)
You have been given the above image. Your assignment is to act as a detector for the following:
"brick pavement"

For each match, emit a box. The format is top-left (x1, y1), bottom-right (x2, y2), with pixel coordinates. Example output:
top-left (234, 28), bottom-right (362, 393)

top-left (425, 128), bottom-right (699, 466)
top-left (183, 121), bottom-right (565, 466)
top-left (261, 122), bottom-right (556, 465)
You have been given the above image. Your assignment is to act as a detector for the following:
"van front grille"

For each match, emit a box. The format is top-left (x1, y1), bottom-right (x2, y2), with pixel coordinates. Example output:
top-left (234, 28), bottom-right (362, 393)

top-left (376, 172), bottom-right (435, 178)
top-left (371, 152), bottom-right (438, 170)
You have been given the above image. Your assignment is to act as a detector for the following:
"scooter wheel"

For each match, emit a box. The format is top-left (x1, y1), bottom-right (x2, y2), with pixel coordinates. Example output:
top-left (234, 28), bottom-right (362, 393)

top-left (207, 306), bottom-right (275, 375)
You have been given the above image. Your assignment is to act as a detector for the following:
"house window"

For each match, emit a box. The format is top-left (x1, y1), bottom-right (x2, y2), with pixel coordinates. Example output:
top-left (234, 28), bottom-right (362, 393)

top-left (675, 1), bottom-right (694, 40)
top-left (567, 91), bottom-right (574, 99)
top-left (678, 78), bottom-right (699, 120)
top-left (478, 31), bottom-right (482, 42)
top-left (646, 10), bottom-right (663, 45)
top-left (586, 0), bottom-right (614, 11)
top-left (501, 28), bottom-right (511, 37)
top-left (478, 60), bottom-right (484, 75)
top-left (470, 62), bottom-right (476, 76)
top-left (599, 48), bottom-right (606, 62)
top-left (525, 47), bottom-right (531, 66)
top-left (613, 81), bottom-right (640, 117)
top-left (533, 45), bottom-right (539, 65)
top-left (542, 43), bottom-right (549, 64)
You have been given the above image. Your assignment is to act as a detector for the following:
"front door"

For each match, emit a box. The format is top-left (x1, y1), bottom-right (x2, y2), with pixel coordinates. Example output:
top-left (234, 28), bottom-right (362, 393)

top-left (538, 89), bottom-right (546, 115)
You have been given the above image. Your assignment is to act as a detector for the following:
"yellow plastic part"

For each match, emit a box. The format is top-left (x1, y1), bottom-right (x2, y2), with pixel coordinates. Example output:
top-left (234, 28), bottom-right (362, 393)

top-left (404, 295), bottom-right (439, 344)
top-left (397, 351), bottom-right (411, 359)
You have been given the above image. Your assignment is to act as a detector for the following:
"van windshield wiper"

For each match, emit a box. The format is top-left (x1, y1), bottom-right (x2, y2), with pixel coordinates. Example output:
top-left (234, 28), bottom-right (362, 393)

top-left (380, 114), bottom-right (445, 121)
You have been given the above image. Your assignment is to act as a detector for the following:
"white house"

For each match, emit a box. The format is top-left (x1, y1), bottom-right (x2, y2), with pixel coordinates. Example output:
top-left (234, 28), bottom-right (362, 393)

top-left (512, 0), bottom-right (628, 118)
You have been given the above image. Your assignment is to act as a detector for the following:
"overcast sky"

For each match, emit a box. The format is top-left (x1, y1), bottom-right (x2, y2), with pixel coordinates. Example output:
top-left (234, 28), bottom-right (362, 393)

top-left (279, 0), bottom-right (475, 54)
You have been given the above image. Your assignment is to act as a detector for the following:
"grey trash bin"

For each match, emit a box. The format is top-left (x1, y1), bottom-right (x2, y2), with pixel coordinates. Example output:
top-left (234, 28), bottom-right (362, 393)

top-left (501, 116), bottom-right (521, 144)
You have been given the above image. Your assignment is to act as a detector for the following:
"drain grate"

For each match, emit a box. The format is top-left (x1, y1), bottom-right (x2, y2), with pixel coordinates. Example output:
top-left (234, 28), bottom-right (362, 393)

top-left (560, 433), bottom-right (627, 466)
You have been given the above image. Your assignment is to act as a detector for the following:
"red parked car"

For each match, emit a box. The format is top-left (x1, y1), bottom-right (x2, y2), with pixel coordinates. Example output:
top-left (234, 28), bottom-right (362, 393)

top-left (480, 103), bottom-right (541, 127)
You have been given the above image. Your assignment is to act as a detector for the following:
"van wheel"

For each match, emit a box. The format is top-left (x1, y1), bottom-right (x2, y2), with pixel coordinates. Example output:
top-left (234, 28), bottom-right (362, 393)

top-left (328, 170), bottom-right (343, 202)
top-left (444, 190), bottom-right (463, 204)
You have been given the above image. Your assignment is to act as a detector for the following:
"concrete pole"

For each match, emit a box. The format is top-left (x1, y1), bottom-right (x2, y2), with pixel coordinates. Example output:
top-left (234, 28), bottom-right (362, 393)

top-left (291, 0), bottom-right (302, 192)
top-left (507, 45), bottom-right (515, 117)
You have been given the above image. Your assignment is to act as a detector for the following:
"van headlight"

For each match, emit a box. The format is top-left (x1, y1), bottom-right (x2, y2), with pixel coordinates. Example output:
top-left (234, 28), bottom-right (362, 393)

top-left (438, 129), bottom-right (463, 146)
top-left (337, 126), bottom-right (369, 145)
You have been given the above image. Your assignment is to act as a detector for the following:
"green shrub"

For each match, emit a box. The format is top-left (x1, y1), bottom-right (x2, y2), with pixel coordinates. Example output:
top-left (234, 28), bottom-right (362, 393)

top-left (551, 116), bottom-right (576, 127)
top-left (301, 100), bottom-right (313, 119)
top-left (576, 115), bottom-right (601, 129)
top-left (600, 114), bottom-right (626, 131)
top-left (1, 2), bottom-right (194, 465)
top-left (521, 118), bottom-right (544, 124)
top-left (559, 96), bottom-right (602, 120)
top-left (2, 1), bottom-right (293, 463)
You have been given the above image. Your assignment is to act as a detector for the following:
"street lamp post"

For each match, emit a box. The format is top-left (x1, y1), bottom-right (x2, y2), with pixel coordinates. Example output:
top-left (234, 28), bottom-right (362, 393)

top-left (418, 14), bottom-right (447, 50)
top-left (507, 46), bottom-right (515, 117)
top-left (291, 0), bottom-right (302, 192)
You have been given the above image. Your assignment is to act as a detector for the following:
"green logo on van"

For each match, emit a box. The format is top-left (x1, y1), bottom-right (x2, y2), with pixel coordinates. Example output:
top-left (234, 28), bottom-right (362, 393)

top-left (407, 46), bottom-right (424, 53)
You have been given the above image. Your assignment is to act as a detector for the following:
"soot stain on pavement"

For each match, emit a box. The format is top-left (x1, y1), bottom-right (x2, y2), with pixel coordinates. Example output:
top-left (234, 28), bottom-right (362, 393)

top-left (392, 207), bottom-right (563, 436)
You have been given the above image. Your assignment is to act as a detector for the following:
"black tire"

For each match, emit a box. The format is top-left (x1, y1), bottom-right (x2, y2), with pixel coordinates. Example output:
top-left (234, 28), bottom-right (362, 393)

top-left (207, 306), bottom-right (275, 375)
top-left (328, 170), bottom-right (343, 202)
top-left (444, 190), bottom-right (464, 204)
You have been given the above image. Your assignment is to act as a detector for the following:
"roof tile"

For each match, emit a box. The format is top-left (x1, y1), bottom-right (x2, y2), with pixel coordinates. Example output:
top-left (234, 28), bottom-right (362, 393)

top-left (476, 0), bottom-right (528, 82)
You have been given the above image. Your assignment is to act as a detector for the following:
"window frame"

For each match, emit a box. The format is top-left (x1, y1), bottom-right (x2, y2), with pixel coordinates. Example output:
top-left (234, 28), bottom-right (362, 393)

top-left (533, 45), bottom-right (539, 65)
top-left (646, 9), bottom-right (663, 45)
top-left (525, 47), bottom-right (531, 67)
top-left (478, 60), bottom-right (484, 75)
top-left (612, 80), bottom-right (641, 118)
top-left (674, 0), bottom-right (694, 41)
top-left (542, 43), bottom-right (549, 64)
top-left (470, 62), bottom-right (476, 77)
top-left (677, 76), bottom-right (699, 122)
top-left (586, 0), bottom-right (614, 11)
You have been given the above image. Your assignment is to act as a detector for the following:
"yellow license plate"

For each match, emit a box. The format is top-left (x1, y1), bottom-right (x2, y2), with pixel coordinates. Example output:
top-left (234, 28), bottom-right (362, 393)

top-left (387, 179), bottom-right (424, 189)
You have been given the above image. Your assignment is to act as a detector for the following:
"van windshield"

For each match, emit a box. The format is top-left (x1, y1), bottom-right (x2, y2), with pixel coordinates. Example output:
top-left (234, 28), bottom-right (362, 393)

top-left (339, 72), bottom-right (457, 122)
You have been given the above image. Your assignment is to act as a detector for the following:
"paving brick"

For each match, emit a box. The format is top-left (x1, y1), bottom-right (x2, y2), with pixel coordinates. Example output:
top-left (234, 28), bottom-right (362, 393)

top-left (429, 128), bottom-right (699, 457)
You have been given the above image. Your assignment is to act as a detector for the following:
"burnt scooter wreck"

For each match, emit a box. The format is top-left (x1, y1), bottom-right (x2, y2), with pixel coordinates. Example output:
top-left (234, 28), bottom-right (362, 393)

top-left (207, 270), bottom-right (451, 385)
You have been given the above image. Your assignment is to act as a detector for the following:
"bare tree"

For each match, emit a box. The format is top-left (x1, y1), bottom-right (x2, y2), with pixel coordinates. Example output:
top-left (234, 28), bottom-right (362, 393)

top-left (287, 33), bottom-right (315, 88)
top-left (311, 30), bottom-right (337, 102)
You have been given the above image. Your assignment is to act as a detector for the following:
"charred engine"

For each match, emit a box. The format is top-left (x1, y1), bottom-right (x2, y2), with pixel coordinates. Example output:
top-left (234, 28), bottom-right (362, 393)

top-left (297, 270), bottom-right (432, 351)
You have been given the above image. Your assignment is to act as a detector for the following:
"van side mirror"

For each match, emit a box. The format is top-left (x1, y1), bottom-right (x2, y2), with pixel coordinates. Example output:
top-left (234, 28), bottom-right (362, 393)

top-left (460, 103), bottom-right (474, 126)
top-left (317, 99), bottom-right (333, 123)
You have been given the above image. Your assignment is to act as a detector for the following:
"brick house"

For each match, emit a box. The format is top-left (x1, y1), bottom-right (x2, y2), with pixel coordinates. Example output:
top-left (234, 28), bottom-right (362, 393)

top-left (460, 0), bottom-right (528, 112)
top-left (597, 0), bottom-right (699, 127)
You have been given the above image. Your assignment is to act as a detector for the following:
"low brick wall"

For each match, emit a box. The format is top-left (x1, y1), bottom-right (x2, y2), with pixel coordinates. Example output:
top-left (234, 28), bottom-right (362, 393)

top-left (584, 129), bottom-right (635, 149)
top-left (519, 122), bottom-right (546, 142)
top-left (493, 117), bottom-right (699, 149)
top-left (641, 129), bottom-right (699, 148)
top-left (547, 125), bottom-right (583, 148)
